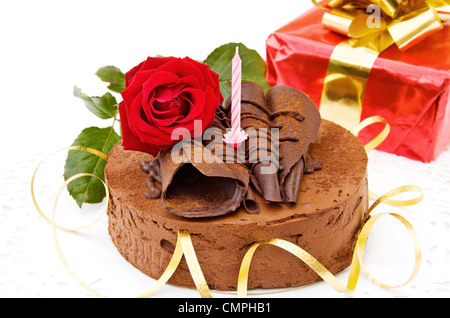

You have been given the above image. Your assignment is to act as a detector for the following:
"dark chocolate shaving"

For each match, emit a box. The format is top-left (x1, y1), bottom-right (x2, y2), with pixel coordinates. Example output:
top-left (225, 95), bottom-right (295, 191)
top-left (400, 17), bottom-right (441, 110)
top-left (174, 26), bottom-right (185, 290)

top-left (140, 160), bottom-right (162, 199)
top-left (157, 139), bottom-right (250, 218)
top-left (224, 82), bottom-right (322, 205)
top-left (266, 85), bottom-right (321, 204)
top-left (305, 155), bottom-right (322, 174)
top-left (242, 186), bottom-right (260, 214)
top-left (237, 82), bottom-right (283, 203)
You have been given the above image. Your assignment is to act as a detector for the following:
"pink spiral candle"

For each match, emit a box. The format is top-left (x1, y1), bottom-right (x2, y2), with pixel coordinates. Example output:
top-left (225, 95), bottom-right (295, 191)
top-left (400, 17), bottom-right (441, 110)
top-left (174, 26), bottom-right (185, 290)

top-left (231, 46), bottom-right (242, 137)
top-left (223, 46), bottom-right (248, 147)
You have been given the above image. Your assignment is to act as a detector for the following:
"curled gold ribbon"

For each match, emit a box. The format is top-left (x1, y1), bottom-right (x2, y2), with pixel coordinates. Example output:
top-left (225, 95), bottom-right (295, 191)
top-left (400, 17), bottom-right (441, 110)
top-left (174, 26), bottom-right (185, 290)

top-left (178, 230), bottom-right (212, 298)
top-left (351, 115), bottom-right (390, 152)
top-left (31, 147), bottom-right (108, 231)
top-left (50, 172), bottom-right (109, 298)
top-left (237, 185), bottom-right (423, 298)
top-left (139, 229), bottom-right (212, 298)
top-left (32, 146), bottom-right (211, 298)
top-left (350, 116), bottom-right (424, 204)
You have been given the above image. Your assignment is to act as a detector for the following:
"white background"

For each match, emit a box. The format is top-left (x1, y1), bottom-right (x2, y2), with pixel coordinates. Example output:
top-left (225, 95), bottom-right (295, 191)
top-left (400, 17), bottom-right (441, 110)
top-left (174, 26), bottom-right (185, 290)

top-left (1, 0), bottom-right (449, 298)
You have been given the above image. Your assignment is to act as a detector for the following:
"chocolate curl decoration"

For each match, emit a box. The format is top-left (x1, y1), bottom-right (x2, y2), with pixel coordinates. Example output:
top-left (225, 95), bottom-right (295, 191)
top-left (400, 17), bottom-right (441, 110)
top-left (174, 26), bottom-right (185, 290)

top-left (156, 139), bottom-right (250, 218)
top-left (267, 86), bottom-right (322, 204)
top-left (140, 160), bottom-right (162, 199)
top-left (205, 107), bottom-right (260, 214)
top-left (224, 82), bottom-right (322, 205)
top-left (237, 82), bottom-right (283, 203)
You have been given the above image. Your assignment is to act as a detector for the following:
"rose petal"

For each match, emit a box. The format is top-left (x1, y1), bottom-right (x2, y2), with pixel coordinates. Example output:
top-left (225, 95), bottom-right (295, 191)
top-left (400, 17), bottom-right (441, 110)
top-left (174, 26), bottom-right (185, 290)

top-left (142, 71), bottom-right (180, 98)
top-left (140, 56), bottom-right (177, 72)
top-left (148, 97), bottom-right (184, 125)
top-left (203, 85), bottom-right (220, 127)
top-left (153, 113), bottom-right (183, 127)
top-left (174, 96), bottom-right (190, 118)
top-left (119, 101), bottom-right (163, 156)
top-left (140, 71), bottom-right (180, 123)
top-left (145, 75), bottom-right (202, 128)
top-left (154, 86), bottom-right (173, 103)
top-left (125, 61), bottom-right (145, 86)
top-left (169, 83), bottom-right (184, 97)
top-left (181, 58), bottom-right (223, 107)
top-left (175, 74), bottom-right (201, 89)
top-left (160, 58), bottom-right (206, 85)
top-left (128, 92), bottom-right (171, 143)
top-left (122, 69), bottom-right (158, 103)
top-left (172, 87), bottom-right (205, 124)
top-left (125, 56), bottom-right (179, 87)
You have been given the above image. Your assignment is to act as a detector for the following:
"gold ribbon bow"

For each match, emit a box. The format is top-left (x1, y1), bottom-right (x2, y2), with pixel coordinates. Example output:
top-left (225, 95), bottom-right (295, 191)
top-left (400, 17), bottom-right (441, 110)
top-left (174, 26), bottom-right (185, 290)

top-left (315, 0), bottom-right (449, 51)
top-left (313, 0), bottom-right (450, 129)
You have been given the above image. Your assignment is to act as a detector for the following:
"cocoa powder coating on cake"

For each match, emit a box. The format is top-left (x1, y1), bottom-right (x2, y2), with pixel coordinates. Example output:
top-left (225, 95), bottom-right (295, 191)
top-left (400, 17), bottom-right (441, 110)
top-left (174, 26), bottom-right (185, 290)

top-left (104, 119), bottom-right (368, 291)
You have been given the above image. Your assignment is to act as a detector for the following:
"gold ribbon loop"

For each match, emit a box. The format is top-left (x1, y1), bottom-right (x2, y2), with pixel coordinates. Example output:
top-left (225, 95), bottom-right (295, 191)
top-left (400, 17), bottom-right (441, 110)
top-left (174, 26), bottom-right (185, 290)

top-left (237, 238), bottom-right (349, 298)
top-left (237, 185), bottom-right (423, 297)
top-left (139, 229), bottom-right (212, 298)
top-left (372, 0), bottom-right (400, 18)
top-left (31, 147), bottom-right (109, 231)
top-left (351, 115), bottom-right (390, 152)
top-left (388, 6), bottom-right (443, 50)
top-left (137, 232), bottom-right (185, 298)
top-left (49, 172), bottom-right (109, 298)
top-left (32, 146), bottom-right (211, 298)
top-left (322, 7), bottom-right (388, 38)
top-left (67, 145), bottom-right (110, 162)
top-left (368, 184), bottom-right (424, 211)
top-left (178, 230), bottom-right (212, 298)
top-left (433, 0), bottom-right (450, 20)
top-left (349, 212), bottom-right (422, 290)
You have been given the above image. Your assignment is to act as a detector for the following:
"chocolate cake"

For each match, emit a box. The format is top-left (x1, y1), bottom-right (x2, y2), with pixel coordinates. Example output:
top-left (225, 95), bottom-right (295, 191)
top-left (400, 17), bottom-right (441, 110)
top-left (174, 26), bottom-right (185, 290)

top-left (104, 83), bottom-right (368, 291)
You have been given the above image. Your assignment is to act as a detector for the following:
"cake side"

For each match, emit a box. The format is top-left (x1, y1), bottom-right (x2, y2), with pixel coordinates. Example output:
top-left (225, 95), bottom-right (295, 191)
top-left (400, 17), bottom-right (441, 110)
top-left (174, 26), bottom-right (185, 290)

top-left (105, 119), bottom-right (369, 291)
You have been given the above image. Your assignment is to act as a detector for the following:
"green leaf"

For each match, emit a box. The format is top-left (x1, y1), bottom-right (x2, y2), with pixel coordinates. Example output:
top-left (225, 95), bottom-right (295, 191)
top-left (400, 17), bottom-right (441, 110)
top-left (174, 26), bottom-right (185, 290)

top-left (74, 86), bottom-right (118, 119)
top-left (219, 82), bottom-right (231, 103)
top-left (64, 126), bottom-right (120, 208)
top-left (96, 66), bottom-right (126, 93)
top-left (204, 42), bottom-right (271, 100)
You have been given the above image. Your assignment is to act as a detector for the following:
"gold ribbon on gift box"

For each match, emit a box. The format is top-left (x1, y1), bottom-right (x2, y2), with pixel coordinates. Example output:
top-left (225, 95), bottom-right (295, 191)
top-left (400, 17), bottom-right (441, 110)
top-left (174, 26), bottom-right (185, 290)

top-left (312, 0), bottom-right (450, 129)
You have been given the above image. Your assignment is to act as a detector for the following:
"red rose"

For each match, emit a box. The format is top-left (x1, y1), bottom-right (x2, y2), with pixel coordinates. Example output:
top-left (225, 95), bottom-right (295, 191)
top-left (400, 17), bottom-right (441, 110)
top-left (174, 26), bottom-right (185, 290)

top-left (119, 56), bottom-right (223, 156)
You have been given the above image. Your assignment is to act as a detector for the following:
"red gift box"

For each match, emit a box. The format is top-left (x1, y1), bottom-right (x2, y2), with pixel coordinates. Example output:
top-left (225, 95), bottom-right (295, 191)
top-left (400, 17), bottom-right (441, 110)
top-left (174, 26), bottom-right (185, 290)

top-left (266, 5), bottom-right (450, 162)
